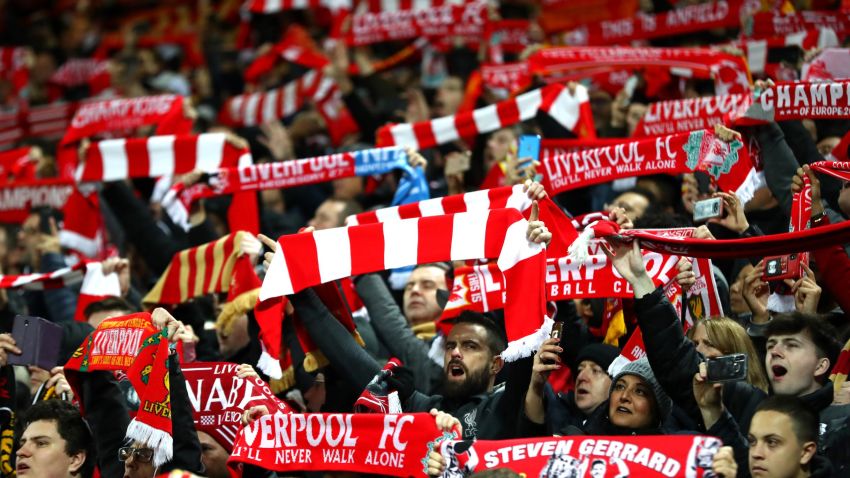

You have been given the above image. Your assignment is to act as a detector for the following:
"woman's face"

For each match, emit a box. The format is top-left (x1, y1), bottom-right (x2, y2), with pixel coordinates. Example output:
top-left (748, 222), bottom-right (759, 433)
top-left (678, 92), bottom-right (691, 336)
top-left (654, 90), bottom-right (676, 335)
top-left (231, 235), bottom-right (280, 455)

top-left (485, 129), bottom-right (517, 168)
top-left (608, 374), bottom-right (657, 429)
top-left (729, 264), bottom-right (755, 315)
top-left (692, 323), bottom-right (723, 358)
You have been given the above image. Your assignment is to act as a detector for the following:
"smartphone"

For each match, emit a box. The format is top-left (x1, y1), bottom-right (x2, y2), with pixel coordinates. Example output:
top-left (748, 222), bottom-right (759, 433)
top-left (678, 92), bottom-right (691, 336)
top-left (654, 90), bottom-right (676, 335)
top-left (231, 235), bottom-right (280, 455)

top-left (706, 353), bottom-right (748, 383)
top-left (693, 197), bottom-right (724, 222)
top-left (762, 253), bottom-right (802, 282)
top-left (517, 134), bottom-right (542, 170)
top-left (543, 322), bottom-right (564, 365)
top-left (7, 315), bottom-right (63, 370)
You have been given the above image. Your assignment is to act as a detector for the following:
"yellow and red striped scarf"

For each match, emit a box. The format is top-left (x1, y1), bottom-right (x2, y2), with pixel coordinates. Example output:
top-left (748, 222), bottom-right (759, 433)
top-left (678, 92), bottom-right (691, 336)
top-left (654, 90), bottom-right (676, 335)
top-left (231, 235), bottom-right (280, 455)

top-left (143, 232), bottom-right (246, 307)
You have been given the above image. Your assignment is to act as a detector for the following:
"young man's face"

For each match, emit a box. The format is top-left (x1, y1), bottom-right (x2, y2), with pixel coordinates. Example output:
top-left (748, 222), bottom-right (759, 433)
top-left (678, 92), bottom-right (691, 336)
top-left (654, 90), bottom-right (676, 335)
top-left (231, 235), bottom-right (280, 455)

top-left (443, 323), bottom-right (501, 399)
top-left (198, 431), bottom-right (231, 478)
top-left (748, 410), bottom-right (816, 478)
top-left (765, 330), bottom-right (828, 397)
top-left (16, 419), bottom-right (85, 478)
top-left (573, 360), bottom-right (611, 416)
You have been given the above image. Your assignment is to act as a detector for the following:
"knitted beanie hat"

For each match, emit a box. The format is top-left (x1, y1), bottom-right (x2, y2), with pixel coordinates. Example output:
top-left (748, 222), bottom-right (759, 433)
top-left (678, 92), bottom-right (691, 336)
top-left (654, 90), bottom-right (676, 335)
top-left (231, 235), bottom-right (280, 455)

top-left (610, 356), bottom-right (673, 423)
top-left (575, 343), bottom-right (619, 372)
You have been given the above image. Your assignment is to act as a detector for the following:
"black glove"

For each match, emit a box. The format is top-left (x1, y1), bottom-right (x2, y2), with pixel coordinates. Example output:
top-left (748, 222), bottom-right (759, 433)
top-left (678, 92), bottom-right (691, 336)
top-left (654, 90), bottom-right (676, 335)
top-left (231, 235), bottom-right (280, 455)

top-left (384, 365), bottom-right (415, 403)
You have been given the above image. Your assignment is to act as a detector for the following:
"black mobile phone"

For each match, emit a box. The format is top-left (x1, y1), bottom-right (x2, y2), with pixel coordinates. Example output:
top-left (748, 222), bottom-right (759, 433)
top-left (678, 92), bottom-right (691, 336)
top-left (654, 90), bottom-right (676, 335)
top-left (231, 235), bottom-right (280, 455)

top-left (39, 208), bottom-right (55, 234)
top-left (7, 315), bottom-right (63, 370)
top-left (706, 353), bottom-right (748, 383)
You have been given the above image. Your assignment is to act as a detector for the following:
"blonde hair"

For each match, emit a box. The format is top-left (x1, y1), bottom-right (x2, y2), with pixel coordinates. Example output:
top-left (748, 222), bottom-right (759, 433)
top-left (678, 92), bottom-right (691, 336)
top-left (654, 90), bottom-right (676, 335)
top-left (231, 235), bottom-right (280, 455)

top-left (690, 317), bottom-right (769, 392)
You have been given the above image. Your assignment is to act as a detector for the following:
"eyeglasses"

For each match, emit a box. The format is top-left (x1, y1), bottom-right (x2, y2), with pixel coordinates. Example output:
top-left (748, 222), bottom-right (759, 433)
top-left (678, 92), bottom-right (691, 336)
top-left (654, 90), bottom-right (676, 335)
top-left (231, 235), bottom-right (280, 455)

top-left (118, 447), bottom-right (154, 463)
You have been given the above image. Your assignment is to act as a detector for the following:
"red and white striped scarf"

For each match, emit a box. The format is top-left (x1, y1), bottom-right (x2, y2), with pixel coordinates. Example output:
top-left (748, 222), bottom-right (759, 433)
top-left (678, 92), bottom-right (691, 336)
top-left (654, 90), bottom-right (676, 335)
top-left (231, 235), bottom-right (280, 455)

top-left (219, 71), bottom-right (358, 145)
top-left (0, 262), bottom-right (87, 290)
top-left (248, 0), bottom-right (351, 12)
top-left (76, 133), bottom-right (252, 182)
top-left (261, 208), bottom-right (550, 360)
top-left (346, 184), bottom-right (577, 255)
top-left (376, 82), bottom-right (595, 149)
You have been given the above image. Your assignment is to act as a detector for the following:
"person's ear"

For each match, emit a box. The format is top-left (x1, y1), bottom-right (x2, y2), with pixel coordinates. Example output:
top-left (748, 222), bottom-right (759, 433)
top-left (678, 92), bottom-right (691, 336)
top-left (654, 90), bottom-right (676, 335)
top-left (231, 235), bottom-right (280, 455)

top-left (69, 450), bottom-right (86, 475)
top-left (814, 357), bottom-right (830, 379)
top-left (800, 440), bottom-right (817, 467)
top-left (490, 355), bottom-right (504, 376)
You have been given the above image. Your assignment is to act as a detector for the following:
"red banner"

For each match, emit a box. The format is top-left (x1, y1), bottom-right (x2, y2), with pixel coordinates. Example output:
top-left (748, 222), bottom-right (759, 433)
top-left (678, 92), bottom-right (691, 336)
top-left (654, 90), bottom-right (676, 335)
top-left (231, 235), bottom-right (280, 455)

top-left (227, 413), bottom-right (447, 476)
top-left (480, 62), bottom-right (532, 93)
top-left (345, 0), bottom-right (488, 46)
top-left (438, 435), bottom-right (722, 477)
top-left (563, 0), bottom-right (746, 46)
top-left (633, 94), bottom-right (752, 137)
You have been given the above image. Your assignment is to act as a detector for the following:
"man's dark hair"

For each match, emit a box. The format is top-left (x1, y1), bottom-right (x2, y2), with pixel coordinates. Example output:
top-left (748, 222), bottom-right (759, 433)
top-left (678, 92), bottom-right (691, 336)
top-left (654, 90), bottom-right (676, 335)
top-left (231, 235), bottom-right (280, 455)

top-left (623, 186), bottom-right (657, 205)
top-left (83, 296), bottom-right (136, 320)
top-left (454, 311), bottom-right (507, 356)
top-left (754, 395), bottom-right (818, 444)
top-left (765, 312), bottom-right (842, 377)
top-left (21, 400), bottom-right (95, 478)
top-left (414, 262), bottom-right (455, 283)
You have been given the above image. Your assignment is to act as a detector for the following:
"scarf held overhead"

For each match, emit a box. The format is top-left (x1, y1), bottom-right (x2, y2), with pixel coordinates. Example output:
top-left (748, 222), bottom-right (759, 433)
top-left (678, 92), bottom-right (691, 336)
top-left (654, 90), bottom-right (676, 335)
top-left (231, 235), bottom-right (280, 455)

top-left (142, 232), bottom-right (247, 306)
top-left (539, 129), bottom-right (761, 204)
top-left (376, 82), bottom-right (595, 150)
top-left (76, 133), bottom-right (252, 182)
top-left (345, 0), bottom-right (488, 46)
top-left (438, 435), bottom-right (723, 477)
top-left (182, 362), bottom-right (292, 452)
top-left (228, 413), bottom-right (450, 477)
top-left (262, 208), bottom-right (549, 360)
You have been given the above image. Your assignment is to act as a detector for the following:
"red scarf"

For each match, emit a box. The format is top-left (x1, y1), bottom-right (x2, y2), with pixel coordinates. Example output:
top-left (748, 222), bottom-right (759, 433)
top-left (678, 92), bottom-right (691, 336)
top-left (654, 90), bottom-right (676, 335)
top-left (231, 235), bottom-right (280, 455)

top-left (480, 62), bottom-right (532, 95)
top-left (61, 95), bottom-right (186, 146)
top-left (182, 362), bottom-right (292, 453)
top-left (632, 94), bottom-right (752, 138)
top-left (741, 80), bottom-right (850, 122)
top-left (0, 48), bottom-right (29, 93)
top-left (64, 313), bottom-right (160, 412)
top-left (125, 336), bottom-right (172, 466)
top-left (438, 435), bottom-right (722, 477)
top-left (0, 178), bottom-right (75, 223)
top-left (831, 337), bottom-right (850, 397)
top-left (746, 10), bottom-right (850, 38)
top-left (736, 28), bottom-right (839, 75)
top-left (528, 47), bottom-right (751, 96)
top-left (539, 129), bottom-right (761, 204)
top-left (345, 0), bottom-right (488, 46)
top-left (376, 82), bottom-right (596, 150)
top-left (262, 208), bottom-right (549, 361)
top-left (227, 413), bottom-right (449, 476)
top-left (562, 0), bottom-right (746, 46)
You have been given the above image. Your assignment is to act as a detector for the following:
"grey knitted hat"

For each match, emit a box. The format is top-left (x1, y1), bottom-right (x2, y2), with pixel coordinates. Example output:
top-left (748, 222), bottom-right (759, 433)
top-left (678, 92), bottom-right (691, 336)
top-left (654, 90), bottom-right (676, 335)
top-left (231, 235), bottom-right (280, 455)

top-left (610, 356), bottom-right (673, 425)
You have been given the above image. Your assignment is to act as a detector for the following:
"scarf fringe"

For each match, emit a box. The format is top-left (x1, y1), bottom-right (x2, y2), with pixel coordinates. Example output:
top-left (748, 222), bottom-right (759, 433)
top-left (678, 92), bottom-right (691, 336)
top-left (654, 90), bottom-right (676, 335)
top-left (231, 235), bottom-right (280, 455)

top-left (567, 224), bottom-right (597, 265)
top-left (126, 419), bottom-right (173, 467)
top-left (257, 348), bottom-right (283, 380)
top-left (500, 315), bottom-right (554, 362)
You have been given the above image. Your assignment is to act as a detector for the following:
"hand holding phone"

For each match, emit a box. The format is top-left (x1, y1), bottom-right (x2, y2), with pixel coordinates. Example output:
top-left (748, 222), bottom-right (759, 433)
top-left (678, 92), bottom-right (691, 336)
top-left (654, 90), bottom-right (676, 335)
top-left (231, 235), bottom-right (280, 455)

top-left (517, 134), bottom-right (542, 171)
top-left (693, 197), bottom-right (724, 222)
top-left (762, 253), bottom-right (802, 282)
top-left (7, 315), bottom-right (62, 370)
top-left (705, 354), bottom-right (748, 383)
